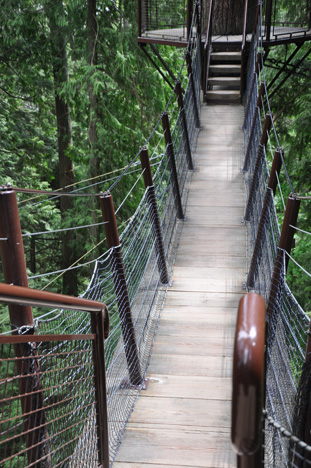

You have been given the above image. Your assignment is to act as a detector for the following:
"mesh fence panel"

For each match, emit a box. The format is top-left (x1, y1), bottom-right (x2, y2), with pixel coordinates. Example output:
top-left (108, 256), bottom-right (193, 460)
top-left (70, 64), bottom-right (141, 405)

top-left (0, 336), bottom-right (99, 468)
top-left (141, 0), bottom-right (188, 38)
top-left (244, 3), bottom-right (311, 466)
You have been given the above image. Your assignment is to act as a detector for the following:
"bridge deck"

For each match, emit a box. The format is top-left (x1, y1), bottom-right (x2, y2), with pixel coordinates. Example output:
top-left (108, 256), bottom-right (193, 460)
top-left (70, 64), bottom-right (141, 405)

top-left (114, 104), bottom-right (246, 468)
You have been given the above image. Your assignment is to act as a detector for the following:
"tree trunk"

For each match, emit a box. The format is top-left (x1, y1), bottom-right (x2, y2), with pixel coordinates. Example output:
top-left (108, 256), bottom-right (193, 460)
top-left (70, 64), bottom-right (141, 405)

top-left (88, 0), bottom-right (100, 250)
top-left (47, 1), bottom-right (77, 295)
top-left (209, 0), bottom-right (257, 35)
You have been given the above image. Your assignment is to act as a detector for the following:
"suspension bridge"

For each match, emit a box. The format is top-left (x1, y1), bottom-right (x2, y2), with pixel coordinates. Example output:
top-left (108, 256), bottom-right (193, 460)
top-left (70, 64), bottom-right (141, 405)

top-left (1, 1), bottom-right (311, 467)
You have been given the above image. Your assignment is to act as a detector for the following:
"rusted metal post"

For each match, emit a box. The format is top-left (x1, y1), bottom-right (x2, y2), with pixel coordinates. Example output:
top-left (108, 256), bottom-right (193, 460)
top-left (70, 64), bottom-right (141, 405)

top-left (232, 293), bottom-right (265, 468)
top-left (265, 0), bottom-right (273, 42)
top-left (266, 195), bottom-right (300, 322)
top-left (267, 148), bottom-right (283, 196)
top-left (243, 51), bottom-right (263, 128)
top-left (246, 147), bottom-right (282, 290)
top-left (244, 113), bottom-right (272, 221)
top-left (195, 0), bottom-right (201, 37)
top-left (0, 186), bottom-right (51, 468)
top-left (91, 309), bottom-right (110, 468)
top-left (140, 146), bottom-right (169, 284)
top-left (187, 0), bottom-right (193, 40)
top-left (244, 144), bottom-right (265, 222)
top-left (162, 112), bottom-right (184, 220)
top-left (243, 82), bottom-right (266, 172)
top-left (175, 81), bottom-right (194, 170)
top-left (186, 51), bottom-right (200, 128)
top-left (100, 192), bottom-right (142, 386)
top-left (247, 188), bottom-right (273, 288)
top-left (137, 0), bottom-right (142, 37)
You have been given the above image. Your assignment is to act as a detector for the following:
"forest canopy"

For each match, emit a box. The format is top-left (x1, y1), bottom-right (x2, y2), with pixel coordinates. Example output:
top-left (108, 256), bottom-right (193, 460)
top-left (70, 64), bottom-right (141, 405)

top-left (0, 0), bottom-right (184, 314)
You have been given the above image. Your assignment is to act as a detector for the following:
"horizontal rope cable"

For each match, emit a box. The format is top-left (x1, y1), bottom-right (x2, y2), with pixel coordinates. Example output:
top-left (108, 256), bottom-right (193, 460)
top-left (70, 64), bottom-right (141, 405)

top-left (28, 241), bottom-right (108, 280)
top-left (22, 221), bottom-right (108, 238)
top-left (275, 170), bottom-right (286, 210)
top-left (115, 169), bottom-right (145, 215)
top-left (285, 251), bottom-right (311, 278)
top-left (12, 186), bottom-right (100, 197)
top-left (289, 225), bottom-right (311, 236)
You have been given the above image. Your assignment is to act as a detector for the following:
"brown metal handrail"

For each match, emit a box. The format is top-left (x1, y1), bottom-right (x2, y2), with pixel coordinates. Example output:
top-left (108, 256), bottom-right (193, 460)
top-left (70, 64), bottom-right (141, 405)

top-left (0, 282), bottom-right (107, 315)
top-left (231, 293), bottom-right (265, 467)
top-left (0, 283), bottom-right (110, 468)
top-left (203, 0), bottom-right (213, 99)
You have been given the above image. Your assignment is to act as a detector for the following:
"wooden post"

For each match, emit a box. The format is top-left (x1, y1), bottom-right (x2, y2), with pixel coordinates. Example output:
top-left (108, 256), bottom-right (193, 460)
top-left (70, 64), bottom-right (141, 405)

top-left (266, 195), bottom-right (300, 322)
top-left (0, 186), bottom-right (51, 468)
top-left (162, 112), bottom-right (184, 220)
top-left (100, 192), bottom-right (142, 386)
top-left (91, 309), bottom-right (110, 468)
top-left (186, 51), bottom-right (200, 128)
top-left (175, 81), bottom-right (194, 170)
top-left (140, 146), bottom-right (169, 284)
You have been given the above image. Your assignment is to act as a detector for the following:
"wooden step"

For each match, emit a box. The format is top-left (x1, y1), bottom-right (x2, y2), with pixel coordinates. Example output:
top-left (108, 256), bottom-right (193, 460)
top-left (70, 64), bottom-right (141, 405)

top-left (210, 64), bottom-right (241, 76)
top-left (208, 76), bottom-right (240, 89)
top-left (211, 51), bottom-right (242, 63)
top-left (206, 90), bottom-right (240, 103)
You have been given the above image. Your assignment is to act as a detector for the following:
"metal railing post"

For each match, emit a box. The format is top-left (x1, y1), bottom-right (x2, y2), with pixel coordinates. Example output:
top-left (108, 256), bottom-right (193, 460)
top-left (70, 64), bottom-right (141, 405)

top-left (175, 81), bottom-right (194, 170)
top-left (244, 113), bottom-right (272, 221)
top-left (265, 0), bottom-right (273, 42)
top-left (100, 192), bottom-right (142, 386)
top-left (0, 185), bottom-right (51, 468)
top-left (243, 51), bottom-right (263, 128)
top-left (247, 188), bottom-right (273, 288)
top-left (186, 51), bottom-right (200, 129)
top-left (91, 309), bottom-right (110, 468)
top-left (267, 148), bottom-right (283, 196)
top-left (162, 112), bottom-right (184, 220)
top-left (243, 82), bottom-right (266, 172)
top-left (140, 146), bottom-right (169, 284)
top-left (266, 195), bottom-right (300, 322)
top-left (137, 0), bottom-right (142, 37)
top-left (187, 0), bottom-right (193, 40)
top-left (232, 293), bottom-right (265, 468)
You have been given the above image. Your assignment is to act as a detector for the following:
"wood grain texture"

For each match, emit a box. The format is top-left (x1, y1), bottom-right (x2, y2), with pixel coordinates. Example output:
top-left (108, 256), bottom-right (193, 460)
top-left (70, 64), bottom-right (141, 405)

top-left (114, 104), bottom-right (245, 467)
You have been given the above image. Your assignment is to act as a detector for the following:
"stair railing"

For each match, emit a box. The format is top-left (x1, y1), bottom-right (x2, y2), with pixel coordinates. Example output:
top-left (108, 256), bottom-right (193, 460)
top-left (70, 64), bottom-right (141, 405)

top-left (240, 0), bottom-right (248, 100)
top-left (202, 0), bottom-right (213, 101)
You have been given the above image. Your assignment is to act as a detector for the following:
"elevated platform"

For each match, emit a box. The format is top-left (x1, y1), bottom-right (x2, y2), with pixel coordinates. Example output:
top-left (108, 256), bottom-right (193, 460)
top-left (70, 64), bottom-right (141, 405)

top-left (138, 27), bottom-right (311, 48)
top-left (114, 104), bottom-right (246, 467)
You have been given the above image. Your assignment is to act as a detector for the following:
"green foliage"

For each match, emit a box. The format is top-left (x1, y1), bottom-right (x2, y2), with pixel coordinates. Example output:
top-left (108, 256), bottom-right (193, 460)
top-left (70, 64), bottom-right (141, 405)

top-left (0, 0), bottom-right (185, 333)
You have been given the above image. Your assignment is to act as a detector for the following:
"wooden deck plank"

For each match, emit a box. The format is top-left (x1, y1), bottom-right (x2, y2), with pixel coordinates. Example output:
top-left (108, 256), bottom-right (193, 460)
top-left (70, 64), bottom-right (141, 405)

top-left (114, 103), bottom-right (245, 467)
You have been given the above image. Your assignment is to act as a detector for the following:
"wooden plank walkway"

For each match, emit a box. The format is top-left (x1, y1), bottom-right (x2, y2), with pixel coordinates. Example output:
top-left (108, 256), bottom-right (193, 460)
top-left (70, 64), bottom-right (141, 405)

top-left (114, 104), bottom-right (246, 468)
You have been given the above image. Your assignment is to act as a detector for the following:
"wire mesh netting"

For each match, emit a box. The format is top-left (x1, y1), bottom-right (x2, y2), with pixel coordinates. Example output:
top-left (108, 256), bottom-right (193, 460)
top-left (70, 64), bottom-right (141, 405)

top-left (244, 3), bottom-right (311, 466)
top-left (0, 7), bottom-right (201, 467)
top-left (0, 335), bottom-right (100, 468)
top-left (264, 0), bottom-right (311, 39)
top-left (140, 0), bottom-right (188, 39)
